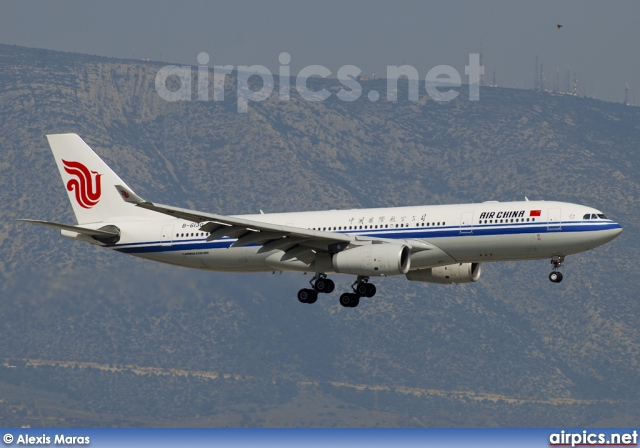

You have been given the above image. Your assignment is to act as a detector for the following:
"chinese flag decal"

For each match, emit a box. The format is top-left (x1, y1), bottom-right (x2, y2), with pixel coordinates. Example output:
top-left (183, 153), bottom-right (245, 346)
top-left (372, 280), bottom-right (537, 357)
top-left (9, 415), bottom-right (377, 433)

top-left (530, 210), bottom-right (541, 217)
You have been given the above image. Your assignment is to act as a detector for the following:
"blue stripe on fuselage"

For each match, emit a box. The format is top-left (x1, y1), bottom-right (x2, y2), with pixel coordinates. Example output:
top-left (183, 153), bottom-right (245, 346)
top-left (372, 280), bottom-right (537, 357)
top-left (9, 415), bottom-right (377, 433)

top-left (112, 221), bottom-right (621, 255)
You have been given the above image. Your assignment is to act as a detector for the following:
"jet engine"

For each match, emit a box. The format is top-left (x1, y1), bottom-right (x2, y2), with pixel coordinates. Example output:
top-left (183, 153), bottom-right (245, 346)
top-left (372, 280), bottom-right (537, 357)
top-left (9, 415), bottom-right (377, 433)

top-left (332, 244), bottom-right (411, 276)
top-left (405, 263), bottom-right (481, 284)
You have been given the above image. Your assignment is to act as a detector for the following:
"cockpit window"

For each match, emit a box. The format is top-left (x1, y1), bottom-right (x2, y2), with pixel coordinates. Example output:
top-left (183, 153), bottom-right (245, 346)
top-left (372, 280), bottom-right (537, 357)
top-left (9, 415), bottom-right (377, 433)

top-left (597, 214), bottom-right (607, 219)
top-left (591, 214), bottom-right (598, 219)
top-left (583, 214), bottom-right (591, 220)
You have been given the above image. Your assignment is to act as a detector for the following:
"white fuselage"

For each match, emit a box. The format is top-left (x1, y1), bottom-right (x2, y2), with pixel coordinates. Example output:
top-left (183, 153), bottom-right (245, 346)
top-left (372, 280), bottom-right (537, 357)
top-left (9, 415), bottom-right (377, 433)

top-left (68, 200), bottom-right (622, 275)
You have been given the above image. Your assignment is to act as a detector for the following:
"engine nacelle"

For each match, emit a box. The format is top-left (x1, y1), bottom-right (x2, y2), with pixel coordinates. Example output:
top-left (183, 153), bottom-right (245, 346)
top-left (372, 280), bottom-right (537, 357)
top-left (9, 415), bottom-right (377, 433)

top-left (332, 244), bottom-right (411, 276)
top-left (405, 263), bottom-right (482, 284)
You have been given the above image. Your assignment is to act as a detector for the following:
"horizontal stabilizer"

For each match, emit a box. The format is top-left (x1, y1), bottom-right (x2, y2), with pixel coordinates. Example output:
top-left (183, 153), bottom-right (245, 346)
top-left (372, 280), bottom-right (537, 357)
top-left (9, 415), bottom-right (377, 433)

top-left (18, 219), bottom-right (119, 237)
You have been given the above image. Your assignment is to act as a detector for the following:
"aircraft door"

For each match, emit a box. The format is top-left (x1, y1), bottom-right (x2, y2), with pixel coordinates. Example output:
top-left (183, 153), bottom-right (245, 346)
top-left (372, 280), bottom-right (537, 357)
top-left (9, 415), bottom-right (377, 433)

top-left (161, 225), bottom-right (174, 246)
top-left (459, 211), bottom-right (474, 234)
top-left (547, 208), bottom-right (562, 231)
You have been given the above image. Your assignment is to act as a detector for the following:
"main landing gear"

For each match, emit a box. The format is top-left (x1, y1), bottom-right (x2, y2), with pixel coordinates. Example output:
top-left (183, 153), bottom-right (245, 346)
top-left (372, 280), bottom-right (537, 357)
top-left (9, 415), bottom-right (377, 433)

top-left (297, 273), bottom-right (335, 304)
top-left (297, 274), bottom-right (377, 307)
top-left (339, 276), bottom-right (377, 308)
top-left (549, 255), bottom-right (565, 283)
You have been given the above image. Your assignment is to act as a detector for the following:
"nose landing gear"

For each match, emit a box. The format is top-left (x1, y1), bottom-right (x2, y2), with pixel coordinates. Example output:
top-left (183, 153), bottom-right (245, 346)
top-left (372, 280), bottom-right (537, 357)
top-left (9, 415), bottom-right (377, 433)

top-left (549, 256), bottom-right (565, 283)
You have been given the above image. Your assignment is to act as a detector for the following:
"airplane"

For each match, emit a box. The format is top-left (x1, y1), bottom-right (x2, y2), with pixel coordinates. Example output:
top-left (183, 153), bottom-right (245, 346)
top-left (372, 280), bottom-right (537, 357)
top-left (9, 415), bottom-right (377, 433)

top-left (21, 134), bottom-right (622, 308)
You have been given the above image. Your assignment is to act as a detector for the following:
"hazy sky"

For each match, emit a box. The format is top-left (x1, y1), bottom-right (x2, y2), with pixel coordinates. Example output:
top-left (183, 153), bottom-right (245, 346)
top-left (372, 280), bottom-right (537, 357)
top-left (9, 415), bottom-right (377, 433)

top-left (1, 0), bottom-right (638, 103)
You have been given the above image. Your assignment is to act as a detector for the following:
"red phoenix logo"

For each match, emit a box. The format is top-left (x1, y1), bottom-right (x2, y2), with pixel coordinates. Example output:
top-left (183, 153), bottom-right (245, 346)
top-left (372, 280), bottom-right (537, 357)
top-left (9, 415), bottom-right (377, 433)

top-left (62, 160), bottom-right (102, 209)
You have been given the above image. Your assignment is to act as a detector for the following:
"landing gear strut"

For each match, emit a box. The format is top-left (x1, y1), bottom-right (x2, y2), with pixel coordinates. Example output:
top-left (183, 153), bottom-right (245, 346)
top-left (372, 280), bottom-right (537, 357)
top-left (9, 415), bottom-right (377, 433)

top-left (549, 256), bottom-right (565, 283)
top-left (297, 273), bottom-right (335, 304)
top-left (339, 276), bottom-right (377, 308)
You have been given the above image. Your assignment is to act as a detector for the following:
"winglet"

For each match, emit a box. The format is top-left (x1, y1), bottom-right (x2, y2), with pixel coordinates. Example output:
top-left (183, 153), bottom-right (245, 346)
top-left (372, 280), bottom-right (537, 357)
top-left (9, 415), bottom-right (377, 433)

top-left (114, 184), bottom-right (145, 204)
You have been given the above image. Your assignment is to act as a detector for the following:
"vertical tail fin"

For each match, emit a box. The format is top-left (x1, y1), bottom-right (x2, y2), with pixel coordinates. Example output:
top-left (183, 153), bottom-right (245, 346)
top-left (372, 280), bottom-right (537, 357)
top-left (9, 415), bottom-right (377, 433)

top-left (47, 134), bottom-right (156, 224)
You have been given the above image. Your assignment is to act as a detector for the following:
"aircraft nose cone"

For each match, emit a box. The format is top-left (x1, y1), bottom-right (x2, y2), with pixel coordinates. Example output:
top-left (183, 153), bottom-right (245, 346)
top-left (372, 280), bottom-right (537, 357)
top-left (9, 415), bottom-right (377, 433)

top-left (612, 225), bottom-right (622, 238)
top-left (601, 224), bottom-right (622, 244)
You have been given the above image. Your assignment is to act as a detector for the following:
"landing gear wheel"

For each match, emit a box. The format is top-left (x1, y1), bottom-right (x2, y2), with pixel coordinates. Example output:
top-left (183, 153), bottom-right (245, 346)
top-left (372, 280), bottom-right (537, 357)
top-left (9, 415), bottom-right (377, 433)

top-left (352, 276), bottom-right (375, 298)
top-left (298, 288), bottom-right (317, 303)
top-left (315, 278), bottom-right (335, 294)
top-left (356, 283), bottom-right (369, 296)
top-left (339, 293), bottom-right (360, 308)
top-left (364, 283), bottom-right (376, 298)
top-left (325, 279), bottom-right (335, 294)
top-left (549, 272), bottom-right (563, 283)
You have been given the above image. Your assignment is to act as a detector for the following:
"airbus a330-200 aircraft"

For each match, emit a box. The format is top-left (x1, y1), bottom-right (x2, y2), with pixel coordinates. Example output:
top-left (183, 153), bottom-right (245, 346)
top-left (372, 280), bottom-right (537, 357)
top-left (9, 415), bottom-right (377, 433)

top-left (22, 134), bottom-right (622, 307)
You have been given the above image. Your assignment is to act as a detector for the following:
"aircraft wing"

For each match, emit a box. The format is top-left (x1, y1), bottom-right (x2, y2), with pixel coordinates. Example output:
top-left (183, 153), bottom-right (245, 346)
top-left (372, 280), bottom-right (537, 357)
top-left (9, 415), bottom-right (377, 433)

top-left (114, 185), bottom-right (354, 258)
top-left (114, 185), bottom-right (437, 266)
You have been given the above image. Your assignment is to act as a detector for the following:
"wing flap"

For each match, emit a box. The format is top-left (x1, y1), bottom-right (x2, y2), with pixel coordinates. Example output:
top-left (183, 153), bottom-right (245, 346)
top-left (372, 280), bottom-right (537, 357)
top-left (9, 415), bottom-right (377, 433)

top-left (280, 246), bottom-right (316, 263)
top-left (257, 237), bottom-right (308, 253)
top-left (231, 231), bottom-right (282, 248)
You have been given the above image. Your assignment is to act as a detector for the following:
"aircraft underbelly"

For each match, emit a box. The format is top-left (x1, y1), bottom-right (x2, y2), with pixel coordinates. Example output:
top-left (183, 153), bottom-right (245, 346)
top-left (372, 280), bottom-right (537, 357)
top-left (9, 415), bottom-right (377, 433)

top-left (433, 234), bottom-right (506, 262)
top-left (431, 231), bottom-right (597, 263)
top-left (133, 247), bottom-right (263, 271)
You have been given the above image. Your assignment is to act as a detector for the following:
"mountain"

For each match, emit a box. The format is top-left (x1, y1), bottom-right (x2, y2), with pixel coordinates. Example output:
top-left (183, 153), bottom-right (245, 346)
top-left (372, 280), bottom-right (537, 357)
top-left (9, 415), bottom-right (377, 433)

top-left (1, 44), bottom-right (639, 427)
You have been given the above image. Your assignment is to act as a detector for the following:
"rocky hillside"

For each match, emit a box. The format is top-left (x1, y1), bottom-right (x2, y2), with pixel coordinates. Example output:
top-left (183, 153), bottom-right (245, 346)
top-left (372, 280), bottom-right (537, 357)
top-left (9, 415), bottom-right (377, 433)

top-left (0, 44), bottom-right (639, 427)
